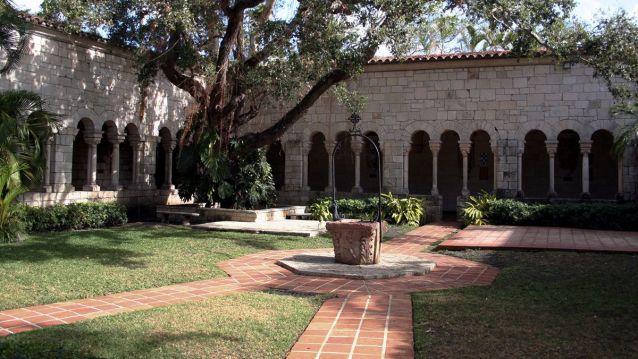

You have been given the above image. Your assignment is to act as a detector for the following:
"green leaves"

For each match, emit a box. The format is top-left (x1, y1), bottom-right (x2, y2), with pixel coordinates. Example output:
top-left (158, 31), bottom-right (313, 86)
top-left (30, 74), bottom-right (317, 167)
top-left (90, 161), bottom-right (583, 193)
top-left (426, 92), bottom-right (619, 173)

top-left (462, 190), bottom-right (497, 226)
top-left (382, 192), bottom-right (424, 226)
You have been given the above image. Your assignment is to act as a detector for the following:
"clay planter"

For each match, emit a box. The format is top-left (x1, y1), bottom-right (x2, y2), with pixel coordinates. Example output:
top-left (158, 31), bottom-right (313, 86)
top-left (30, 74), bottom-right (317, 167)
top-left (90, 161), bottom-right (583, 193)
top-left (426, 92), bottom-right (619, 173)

top-left (325, 220), bottom-right (387, 265)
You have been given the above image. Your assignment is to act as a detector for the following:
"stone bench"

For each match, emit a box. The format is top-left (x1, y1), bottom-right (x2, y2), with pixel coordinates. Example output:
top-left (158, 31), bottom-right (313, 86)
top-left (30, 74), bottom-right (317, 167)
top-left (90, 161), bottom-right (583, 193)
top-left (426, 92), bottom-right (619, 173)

top-left (156, 209), bottom-right (200, 225)
top-left (286, 213), bottom-right (313, 220)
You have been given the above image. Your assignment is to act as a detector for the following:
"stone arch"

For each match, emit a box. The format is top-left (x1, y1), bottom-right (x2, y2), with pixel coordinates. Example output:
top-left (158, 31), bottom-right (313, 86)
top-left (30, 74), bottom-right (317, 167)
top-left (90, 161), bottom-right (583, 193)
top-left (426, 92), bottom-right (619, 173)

top-left (266, 140), bottom-right (286, 191)
top-left (71, 118), bottom-right (96, 190)
top-left (556, 129), bottom-right (582, 198)
top-left (408, 130), bottom-right (432, 194)
top-left (120, 123), bottom-right (141, 188)
top-left (522, 130), bottom-right (549, 198)
top-left (590, 129), bottom-right (617, 199)
top-left (553, 119), bottom-right (588, 141)
top-left (307, 132), bottom-right (329, 191)
top-left (70, 109), bottom-right (100, 130)
top-left (467, 123), bottom-right (499, 144)
top-left (439, 130), bottom-right (462, 212)
top-left (361, 131), bottom-right (383, 193)
top-left (516, 122), bottom-right (555, 143)
top-left (468, 130), bottom-right (493, 194)
top-left (334, 131), bottom-right (355, 192)
top-left (429, 121), bottom-right (464, 143)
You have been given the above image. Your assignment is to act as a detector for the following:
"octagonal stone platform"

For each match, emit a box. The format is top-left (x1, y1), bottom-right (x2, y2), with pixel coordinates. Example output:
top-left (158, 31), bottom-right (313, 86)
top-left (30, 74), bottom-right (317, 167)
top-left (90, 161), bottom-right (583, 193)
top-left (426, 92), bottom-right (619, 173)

top-left (276, 251), bottom-right (436, 280)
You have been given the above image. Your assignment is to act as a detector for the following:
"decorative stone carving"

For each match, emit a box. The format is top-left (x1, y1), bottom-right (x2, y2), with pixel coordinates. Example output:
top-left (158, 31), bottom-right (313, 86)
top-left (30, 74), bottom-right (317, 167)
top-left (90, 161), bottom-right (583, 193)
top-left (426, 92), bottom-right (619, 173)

top-left (326, 220), bottom-right (387, 265)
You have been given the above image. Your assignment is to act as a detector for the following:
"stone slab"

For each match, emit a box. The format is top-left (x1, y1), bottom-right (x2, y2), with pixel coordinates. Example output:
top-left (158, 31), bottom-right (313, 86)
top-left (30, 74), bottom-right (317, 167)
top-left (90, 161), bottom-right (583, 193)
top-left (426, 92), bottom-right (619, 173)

top-left (276, 251), bottom-right (436, 279)
top-left (192, 220), bottom-right (326, 237)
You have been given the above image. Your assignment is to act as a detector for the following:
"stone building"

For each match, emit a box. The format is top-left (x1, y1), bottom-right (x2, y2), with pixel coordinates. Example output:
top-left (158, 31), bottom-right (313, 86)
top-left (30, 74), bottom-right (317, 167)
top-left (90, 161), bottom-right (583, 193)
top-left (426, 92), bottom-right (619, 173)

top-left (3, 18), bottom-right (637, 219)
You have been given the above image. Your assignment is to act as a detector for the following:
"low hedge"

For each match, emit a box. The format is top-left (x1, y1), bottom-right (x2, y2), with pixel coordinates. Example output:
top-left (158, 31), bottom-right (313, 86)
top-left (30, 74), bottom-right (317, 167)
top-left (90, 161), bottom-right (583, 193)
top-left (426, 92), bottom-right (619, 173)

top-left (478, 199), bottom-right (638, 231)
top-left (308, 196), bottom-right (388, 221)
top-left (17, 202), bottom-right (128, 233)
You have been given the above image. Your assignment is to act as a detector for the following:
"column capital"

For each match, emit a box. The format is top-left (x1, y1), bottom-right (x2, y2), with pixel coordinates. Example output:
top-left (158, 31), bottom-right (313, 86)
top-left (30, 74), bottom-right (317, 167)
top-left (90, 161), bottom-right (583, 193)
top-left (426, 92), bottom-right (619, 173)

top-left (83, 131), bottom-right (103, 145)
top-left (162, 139), bottom-right (177, 151)
top-left (546, 140), bottom-right (558, 155)
top-left (108, 134), bottom-right (126, 145)
top-left (325, 140), bottom-right (336, 153)
top-left (429, 140), bottom-right (441, 152)
top-left (351, 138), bottom-right (363, 154)
top-left (579, 141), bottom-right (592, 154)
top-left (459, 142), bottom-right (472, 155)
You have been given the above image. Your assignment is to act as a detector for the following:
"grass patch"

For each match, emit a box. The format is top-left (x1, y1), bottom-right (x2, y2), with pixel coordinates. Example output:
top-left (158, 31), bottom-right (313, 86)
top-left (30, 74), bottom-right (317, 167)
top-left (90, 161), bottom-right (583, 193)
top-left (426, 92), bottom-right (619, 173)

top-left (0, 291), bottom-right (325, 358)
top-left (413, 250), bottom-right (638, 358)
top-left (0, 223), bottom-right (331, 310)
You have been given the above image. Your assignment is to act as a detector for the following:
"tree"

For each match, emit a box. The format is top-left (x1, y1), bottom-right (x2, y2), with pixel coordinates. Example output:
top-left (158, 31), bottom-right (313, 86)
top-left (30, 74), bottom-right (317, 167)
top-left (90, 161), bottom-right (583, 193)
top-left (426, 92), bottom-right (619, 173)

top-left (0, 0), bottom-right (29, 74)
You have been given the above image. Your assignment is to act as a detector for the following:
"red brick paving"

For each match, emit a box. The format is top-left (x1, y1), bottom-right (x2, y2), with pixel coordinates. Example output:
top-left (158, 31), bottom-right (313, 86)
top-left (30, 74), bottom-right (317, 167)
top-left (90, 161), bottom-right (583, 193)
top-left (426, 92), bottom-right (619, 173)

top-left (0, 222), bottom-right (499, 359)
top-left (439, 225), bottom-right (638, 252)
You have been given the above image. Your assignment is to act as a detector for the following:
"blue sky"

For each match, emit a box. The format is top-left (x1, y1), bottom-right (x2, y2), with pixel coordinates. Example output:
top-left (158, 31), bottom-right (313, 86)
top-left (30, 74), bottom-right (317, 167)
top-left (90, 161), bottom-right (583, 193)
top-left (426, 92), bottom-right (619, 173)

top-left (13, 0), bottom-right (638, 22)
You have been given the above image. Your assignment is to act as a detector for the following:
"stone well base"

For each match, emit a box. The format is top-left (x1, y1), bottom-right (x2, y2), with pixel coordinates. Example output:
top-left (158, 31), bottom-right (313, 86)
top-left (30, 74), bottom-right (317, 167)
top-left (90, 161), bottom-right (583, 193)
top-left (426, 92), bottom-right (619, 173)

top-left (276, 251), bottom-right (436, 280)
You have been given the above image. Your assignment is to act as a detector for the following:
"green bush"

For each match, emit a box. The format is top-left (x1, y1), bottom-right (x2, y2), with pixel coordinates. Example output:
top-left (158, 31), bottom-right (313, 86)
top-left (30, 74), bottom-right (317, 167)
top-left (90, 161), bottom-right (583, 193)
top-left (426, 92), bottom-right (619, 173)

top-left (461, 191), bottom-right (497, 226)
top-left (309, 194), bottom-right (425, 225)
top-left (19, 202), bottom-right (128, 233)
top-left (464, 197), bottom-right (638, 231)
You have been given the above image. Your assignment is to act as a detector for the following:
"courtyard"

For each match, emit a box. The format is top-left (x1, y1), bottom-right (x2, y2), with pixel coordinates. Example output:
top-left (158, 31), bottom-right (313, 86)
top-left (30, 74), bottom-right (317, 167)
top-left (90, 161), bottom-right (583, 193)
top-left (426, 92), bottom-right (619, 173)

top-left (0, 223), bottom-right (637, 358)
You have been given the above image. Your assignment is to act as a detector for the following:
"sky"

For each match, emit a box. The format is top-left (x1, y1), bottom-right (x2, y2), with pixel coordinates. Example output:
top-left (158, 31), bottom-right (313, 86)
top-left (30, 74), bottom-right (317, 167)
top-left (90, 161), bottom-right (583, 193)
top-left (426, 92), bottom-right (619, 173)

top-left (13, 0), bottom-right (638, 22)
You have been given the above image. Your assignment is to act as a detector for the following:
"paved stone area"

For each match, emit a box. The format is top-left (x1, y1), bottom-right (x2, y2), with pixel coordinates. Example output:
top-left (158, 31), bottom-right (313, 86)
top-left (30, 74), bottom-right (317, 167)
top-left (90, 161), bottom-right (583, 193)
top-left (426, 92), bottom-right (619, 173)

top-left (192, 219), bottom-right (327, 237)
top-left (277, 251), bottom-right (436, 279)
top-left (439, 225), bottom-right (638, 252)
top-left (0, 222), bottom-right (499, 358)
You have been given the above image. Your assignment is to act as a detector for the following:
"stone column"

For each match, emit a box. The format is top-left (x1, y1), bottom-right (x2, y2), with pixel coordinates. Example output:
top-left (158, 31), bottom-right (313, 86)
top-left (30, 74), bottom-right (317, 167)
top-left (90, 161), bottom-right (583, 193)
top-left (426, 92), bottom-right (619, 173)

top-left (580, 141), bottom-right (592, 199)
top-left (163, 139), bottom-right (177, 190)
top-left (516, 146), bottom-right (524, 197)
top-left (83, 131), bottom-right (102, 191)
top-left (302, 142), bottom-right (310, 191)
top-left (402, 145), bottom-right (409, 194)
top-left (617, 156), bottom-right (624, 200)
top-left (325, 141), bottom-right (335, 192)
top-left (491, 143), bottom-right (498, 193)
top-left (459, 142), bottom-right (471, 197)
top-left (429, 141), bottom-right (441, 196)
top-left (42, 136), bottom-right (54, 192)
top-left (352, 138), bottom-right (363, 193)
top-left (546, 141), bottom-right (558, 197)
top-left (109, 134), bottom-right (126, 190)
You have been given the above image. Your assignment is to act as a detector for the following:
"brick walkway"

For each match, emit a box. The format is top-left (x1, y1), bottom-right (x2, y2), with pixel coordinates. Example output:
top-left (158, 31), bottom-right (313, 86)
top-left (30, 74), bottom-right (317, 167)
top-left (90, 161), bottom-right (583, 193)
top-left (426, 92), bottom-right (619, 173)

top-left (439, 225), bottom-right (638, 252)
top-left (0, 223), bottom-right (499, 358)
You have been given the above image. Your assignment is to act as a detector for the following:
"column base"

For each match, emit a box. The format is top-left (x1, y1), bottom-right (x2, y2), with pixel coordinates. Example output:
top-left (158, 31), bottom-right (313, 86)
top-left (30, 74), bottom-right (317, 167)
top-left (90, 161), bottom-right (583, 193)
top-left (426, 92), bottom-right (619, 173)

top-left (461, 189), bottom-right (470, 197)
top-left (516, 190), bottom-right (525, 199)
top-left (547, 191), bottom-right (557, 199)
top-left (615, 192), bottom-right (625, 202)
top-left (431, 187), bottom-right (439, 196)
top-left (162, 184), bottom-right (176, 190)
top-left (41, 185), bottom-right (53, 193)
top-left (580, 192), bottom-right (591, 201)
top-left (352, 186), bottom-right (363, 193)
top-left (110, 185), bottom-right (124, 191)
top-left (82, 184), bottom-right (100, 191)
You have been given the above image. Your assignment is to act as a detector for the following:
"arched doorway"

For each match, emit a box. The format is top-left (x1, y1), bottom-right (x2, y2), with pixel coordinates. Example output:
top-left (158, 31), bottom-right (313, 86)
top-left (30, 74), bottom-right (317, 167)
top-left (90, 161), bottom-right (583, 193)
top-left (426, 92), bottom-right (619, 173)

top-left (96, 121), bottom-right (117, 189)
top-left (556, 130), bottom-right (581, 198)
top-left (439, 130), bottom-right (462, 212)
top-left (334, 131), bottom-right (355, 192)
top-left (360, 131), bottom-right (382, 193)
top-left (71, 118), bottom-right (94, 190)
top-left (121, 124), bottom-right (140, 188)
top-left (155, 127), bottom-right (174, 189)
top-left (590, 130), bottom-right (617, 199)
top-left (468, 130), bottom-right (493, 194)
top-left (522, 130), bottom-right (549, 198)
top-left (307, 133), bottom-right (328, 191)
top-left (266, 140), bottom-right (286, 191)
top-left (408, 131), bottom-right (432, 194)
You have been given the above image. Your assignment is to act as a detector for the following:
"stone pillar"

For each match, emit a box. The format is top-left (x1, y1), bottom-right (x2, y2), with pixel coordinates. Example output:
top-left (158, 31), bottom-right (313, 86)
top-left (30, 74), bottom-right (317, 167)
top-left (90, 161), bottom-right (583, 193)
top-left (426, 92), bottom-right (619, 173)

top-left (163, 139), bottom-right (177, 190)
top-left (42, 136), bottom-right (54, 192)
top-left (83, 131), bottom-right (102, 191)
top-left (580, 141), bottom-right (592, 199)
top-left (429, 141), bottom-right (441, 196)
top-left (459, 142), bottom-right (471, 197)
top-left (617, 156), bottom-right (624, 200)
top-left (402, 145), bottom-right (409, 194)
top-left (352, 138), bottom-right (363, 193)
top-left (325, 141), bottom-right (335, 192)
top-left (516, 146), bottom-right (524, 197)
top-left (491, 143), bottom-right (498, 193)
top-left (302, 142), bottom-right (310, 191)
top-left (546, 141), bottom-right (558, 197)
top-left (108, 134), bottom-right (126, 190)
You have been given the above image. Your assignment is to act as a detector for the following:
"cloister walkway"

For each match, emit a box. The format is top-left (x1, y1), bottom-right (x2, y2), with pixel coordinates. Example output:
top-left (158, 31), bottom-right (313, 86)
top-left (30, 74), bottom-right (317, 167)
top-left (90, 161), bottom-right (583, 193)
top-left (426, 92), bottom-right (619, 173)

top-left (439, 225), bottom-right (638, 252)
top-left (0, 223), bottom-right (498, 358)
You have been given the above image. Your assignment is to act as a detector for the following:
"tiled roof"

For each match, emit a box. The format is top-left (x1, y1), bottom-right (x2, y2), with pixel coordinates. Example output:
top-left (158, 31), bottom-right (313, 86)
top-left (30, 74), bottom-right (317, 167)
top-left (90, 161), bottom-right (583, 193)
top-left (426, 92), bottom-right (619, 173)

top-left (19, 13), bottom-right (109, 44)
top-left (369, 50), bottom-right (533, 64)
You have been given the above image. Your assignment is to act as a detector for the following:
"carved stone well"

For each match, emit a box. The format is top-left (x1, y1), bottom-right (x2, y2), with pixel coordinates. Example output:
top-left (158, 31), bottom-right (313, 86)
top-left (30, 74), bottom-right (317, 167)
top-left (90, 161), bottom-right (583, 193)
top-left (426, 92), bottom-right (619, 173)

top-left (326, 219), bottom-right (387, 265)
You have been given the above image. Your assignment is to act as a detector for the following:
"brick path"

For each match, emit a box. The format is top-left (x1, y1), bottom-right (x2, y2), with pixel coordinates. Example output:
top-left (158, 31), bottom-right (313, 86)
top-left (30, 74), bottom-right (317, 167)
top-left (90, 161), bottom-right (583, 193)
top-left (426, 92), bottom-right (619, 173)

top-left (439, 225), bottom-right (638, 252)
top-left (0, 223), bottom-right (499, 358)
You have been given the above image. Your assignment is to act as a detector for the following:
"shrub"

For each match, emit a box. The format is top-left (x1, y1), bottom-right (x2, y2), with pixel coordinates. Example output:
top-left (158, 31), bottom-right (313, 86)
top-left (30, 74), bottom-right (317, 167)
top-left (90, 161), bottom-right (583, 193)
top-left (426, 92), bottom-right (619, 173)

top-left (309, 193), bottom-right (425, 225)
top-left (461, 191), bottom-right (497, 226)
top-left (19, 202), bottom-right (128, 233)
top-left (464, 197), bottom-right (638, 231)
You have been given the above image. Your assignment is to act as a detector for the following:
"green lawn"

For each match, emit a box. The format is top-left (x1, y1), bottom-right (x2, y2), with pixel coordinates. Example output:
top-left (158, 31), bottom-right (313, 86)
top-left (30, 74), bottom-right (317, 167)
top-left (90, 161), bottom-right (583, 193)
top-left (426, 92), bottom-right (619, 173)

top-left (0, 291), bottom-right (325, 359)
top-left (413, 250), bottom-right (638, 358)
top-left (0, 224), bottom-right (331, 310)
